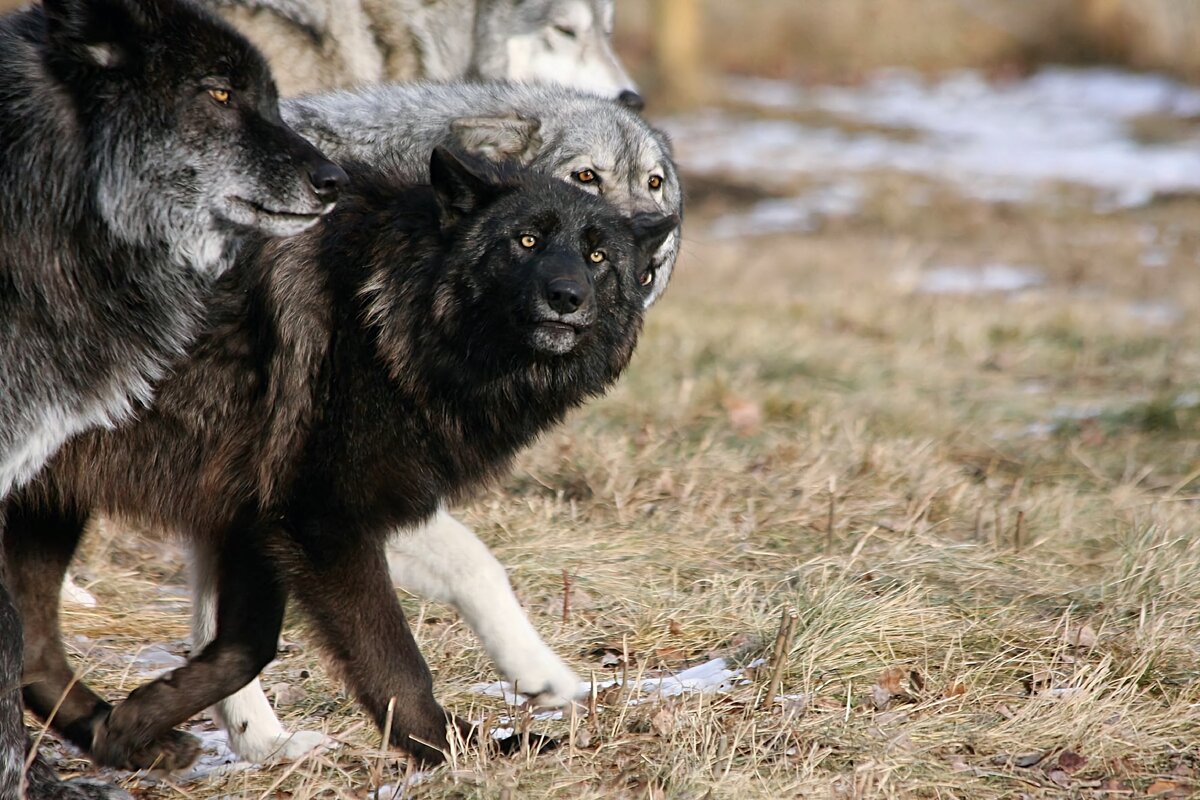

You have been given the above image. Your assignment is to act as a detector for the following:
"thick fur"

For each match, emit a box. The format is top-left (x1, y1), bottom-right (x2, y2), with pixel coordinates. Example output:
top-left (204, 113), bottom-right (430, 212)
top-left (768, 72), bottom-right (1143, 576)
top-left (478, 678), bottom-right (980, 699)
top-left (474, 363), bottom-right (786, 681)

top-left (201, 0), bottom-right (639, 102)
top-left (0, 0), bottom-right (343, 795)
top-left (285, 82), bottom-right (682, 308)
top-left (6, 151), bottom-right (675, 771)
top-left (199, 80), bottom-right (684, 761)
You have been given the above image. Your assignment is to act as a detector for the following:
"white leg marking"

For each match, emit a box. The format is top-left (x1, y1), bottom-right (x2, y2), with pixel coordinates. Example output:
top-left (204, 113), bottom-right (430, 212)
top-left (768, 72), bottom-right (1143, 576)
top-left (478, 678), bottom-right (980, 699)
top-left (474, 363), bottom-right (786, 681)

top-left (386, 508), bottom-right (583, 708)
top-left (189, 545), bottom-right (333, 763)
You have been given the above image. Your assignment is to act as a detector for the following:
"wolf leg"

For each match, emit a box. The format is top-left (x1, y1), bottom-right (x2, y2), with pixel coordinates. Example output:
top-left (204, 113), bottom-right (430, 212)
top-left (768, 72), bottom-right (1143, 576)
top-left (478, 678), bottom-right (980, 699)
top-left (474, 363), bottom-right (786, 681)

top-left (385, 509), bottom-right (582, 708)
top-left (3, 503), bottom-right (117, 755)
top-left (88, 529), bottom-right (286, 771)
top-left (191, 543), bottom-right (332, 763)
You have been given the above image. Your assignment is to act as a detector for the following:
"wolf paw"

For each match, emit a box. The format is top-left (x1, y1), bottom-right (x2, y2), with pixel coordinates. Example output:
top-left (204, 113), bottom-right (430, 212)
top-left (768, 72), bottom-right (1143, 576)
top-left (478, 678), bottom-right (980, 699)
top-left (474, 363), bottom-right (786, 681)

top-left (90, 722), bottom-right (200, 772)
top-left (230, 728), bottom-right (336, 764)
top-left (505, 649), bottom-right (584, 710)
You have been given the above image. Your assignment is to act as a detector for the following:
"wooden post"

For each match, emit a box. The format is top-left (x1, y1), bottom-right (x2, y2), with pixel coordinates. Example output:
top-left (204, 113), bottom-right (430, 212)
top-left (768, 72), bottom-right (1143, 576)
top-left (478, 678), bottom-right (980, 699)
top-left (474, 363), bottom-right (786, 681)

top-left (652, 0), bottom-right (707, 108)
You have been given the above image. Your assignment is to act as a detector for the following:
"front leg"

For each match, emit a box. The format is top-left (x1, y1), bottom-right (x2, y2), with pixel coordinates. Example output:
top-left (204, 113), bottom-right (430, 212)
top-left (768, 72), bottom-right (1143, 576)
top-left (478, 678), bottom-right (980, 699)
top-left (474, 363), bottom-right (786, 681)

top-left (284, 527), bottom-right (456, 763)
top-left (385, 508), bottom-right (582, 708)
top-left (89, 530), bottom-right (287, 771)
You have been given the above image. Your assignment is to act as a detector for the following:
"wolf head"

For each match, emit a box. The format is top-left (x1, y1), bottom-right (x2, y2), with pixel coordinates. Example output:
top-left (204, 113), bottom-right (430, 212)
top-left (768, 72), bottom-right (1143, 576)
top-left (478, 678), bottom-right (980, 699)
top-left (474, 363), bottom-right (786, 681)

top-left (472, 0), bottom-right (641, 109)
top-left (428, 147), bottom-right (675, 371)
top-left (450, 105), bottom-right (682, 307)
top-left (39, 0), bottom-right (347, 275)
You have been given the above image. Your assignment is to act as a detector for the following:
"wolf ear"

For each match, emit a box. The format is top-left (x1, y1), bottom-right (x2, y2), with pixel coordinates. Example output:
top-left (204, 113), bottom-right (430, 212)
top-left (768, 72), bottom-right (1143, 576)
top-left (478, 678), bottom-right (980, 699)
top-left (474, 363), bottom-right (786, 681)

top-left (430, 146), bottom-right (505, 228)
top-left (42, 0), bottom-right (148, 69)
top-left (449, 115), bottom-right (544, 167)
top-left (631, 213), bottom-right (679, 256)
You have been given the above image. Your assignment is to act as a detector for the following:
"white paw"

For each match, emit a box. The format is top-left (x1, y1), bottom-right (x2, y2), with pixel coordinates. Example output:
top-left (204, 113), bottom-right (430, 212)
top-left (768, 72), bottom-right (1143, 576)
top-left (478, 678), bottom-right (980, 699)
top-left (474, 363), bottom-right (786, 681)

top-left (231, 728), bottom-right (337, 763)
top-left (505, 647), bottom-right (585, 709)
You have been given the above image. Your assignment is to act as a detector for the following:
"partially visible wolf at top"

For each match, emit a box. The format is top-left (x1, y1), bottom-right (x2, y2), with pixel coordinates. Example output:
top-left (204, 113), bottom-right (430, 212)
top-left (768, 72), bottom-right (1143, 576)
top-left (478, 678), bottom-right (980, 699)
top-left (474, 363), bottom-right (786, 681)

top-left (6, 148), bottom-right (676, 772)
top-left (285, 82), bottom-right (682, 307)
top-left (0, 0), bottom-right (344, 796)
top-left (203, 0), bottom-right (641, 103)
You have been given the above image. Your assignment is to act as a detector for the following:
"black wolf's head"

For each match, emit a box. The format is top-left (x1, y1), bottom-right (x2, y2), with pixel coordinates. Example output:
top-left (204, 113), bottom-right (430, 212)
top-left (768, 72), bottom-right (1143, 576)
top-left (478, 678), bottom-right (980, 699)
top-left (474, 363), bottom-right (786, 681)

top-left (38, 0), bottom-right (346, 274)
top-left (427, 146), bottom-right (676, 373)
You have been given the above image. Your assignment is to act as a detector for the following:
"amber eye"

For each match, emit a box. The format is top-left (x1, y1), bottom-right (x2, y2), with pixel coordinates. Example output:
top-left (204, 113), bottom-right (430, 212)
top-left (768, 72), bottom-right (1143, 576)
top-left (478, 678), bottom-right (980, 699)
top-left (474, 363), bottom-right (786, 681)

top-left (520, 234), bottom-right (538, 249)
top-left (648, 175), bottom-right (664, 191)
top-left (589, 250), bottom-right (606, 264)
top-left (208, 88), bottom-right (231, 105)
top-left (640, 269), bottom-right (655, 287)
top-left (574, 169), bottom-right (597, 184)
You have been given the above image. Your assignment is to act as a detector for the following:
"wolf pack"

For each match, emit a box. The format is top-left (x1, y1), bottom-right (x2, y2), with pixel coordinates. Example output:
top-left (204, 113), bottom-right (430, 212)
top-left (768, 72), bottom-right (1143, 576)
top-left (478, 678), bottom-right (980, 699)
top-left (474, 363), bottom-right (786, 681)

top-left (0, 0), bottom-right (683, 797)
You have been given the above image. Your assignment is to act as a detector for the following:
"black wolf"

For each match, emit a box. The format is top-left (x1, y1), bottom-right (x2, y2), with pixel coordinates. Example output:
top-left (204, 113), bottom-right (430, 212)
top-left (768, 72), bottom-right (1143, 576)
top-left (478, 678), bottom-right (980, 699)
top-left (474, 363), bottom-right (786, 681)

top-left (0, 0), bottom-right (345, 795)
top-left (5, 149), bottom-right (676, 771)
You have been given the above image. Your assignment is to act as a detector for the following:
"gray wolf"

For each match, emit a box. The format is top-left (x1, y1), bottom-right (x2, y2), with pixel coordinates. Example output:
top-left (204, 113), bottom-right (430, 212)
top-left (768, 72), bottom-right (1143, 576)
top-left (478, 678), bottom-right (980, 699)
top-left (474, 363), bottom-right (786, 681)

top-left (203, 0), bottom-right (642, 103)
top-left (195, 80), bottom-right (685, 762)
top-left (5, 149), bottom-right (677, 769)
top-left (0, 0), bottom-right (344, 794)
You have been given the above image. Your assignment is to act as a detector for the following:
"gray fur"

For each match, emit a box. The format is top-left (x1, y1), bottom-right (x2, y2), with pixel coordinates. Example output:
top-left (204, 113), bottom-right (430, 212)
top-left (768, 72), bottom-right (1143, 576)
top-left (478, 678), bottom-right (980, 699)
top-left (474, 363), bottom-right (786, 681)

top-left (284, 82), bottom-right (682, 307)
top-left (200, 0), bottom-right (638, 101)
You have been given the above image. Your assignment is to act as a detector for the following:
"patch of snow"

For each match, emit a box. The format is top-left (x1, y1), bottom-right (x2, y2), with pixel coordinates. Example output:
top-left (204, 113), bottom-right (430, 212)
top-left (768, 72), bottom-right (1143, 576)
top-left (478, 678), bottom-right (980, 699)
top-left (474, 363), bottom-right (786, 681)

top-left (1125, 301), bottom-right (1184, 326)
top-left (664, 67), bottom-right (1200, 208)
top-left (710, 180), bottom-right (865, 238)
top-left (914, 264), bottom-right (1045, 295)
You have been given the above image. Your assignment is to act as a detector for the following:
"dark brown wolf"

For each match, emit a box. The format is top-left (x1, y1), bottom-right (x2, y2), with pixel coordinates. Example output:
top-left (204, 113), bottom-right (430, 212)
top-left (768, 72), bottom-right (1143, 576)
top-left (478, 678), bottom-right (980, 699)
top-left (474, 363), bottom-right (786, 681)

top-left (6, 148), bottom-right (676, 771)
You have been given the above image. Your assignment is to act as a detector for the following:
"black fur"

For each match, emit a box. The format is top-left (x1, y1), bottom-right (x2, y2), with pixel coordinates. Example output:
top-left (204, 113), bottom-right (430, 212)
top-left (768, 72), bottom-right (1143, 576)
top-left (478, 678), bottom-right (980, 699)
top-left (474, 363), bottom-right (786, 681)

top-left (6, 149), bottom-right (676, 770)
top-left (0, 0), bottom-right (343, 795)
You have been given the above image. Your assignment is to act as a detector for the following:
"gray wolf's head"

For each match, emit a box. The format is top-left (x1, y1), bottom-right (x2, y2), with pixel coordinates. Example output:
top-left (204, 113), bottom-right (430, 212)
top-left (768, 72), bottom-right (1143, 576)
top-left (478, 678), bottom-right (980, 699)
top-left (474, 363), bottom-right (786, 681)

top-left (41, 0), bottom-right (346, 275)
top-left (472, 0), bottom-right (641, 110)
top-left (429, 147), bottom-right (675, 366)
top-left (450, 103), bottom-right (682, 307)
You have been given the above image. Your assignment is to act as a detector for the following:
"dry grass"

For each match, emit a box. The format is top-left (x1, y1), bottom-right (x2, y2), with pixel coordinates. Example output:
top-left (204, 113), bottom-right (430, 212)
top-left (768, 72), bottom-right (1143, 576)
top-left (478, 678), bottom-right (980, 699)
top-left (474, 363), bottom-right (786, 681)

top-left (40, 141), bottom-right (1200, 799)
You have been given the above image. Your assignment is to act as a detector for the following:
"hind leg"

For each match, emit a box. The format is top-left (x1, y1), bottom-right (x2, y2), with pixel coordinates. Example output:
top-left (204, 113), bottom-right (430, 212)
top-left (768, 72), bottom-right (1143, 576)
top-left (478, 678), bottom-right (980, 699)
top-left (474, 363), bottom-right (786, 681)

top-left (88, 529), bottom-right (287, 771)
top-left (3, 503), bottom-right (119, 754)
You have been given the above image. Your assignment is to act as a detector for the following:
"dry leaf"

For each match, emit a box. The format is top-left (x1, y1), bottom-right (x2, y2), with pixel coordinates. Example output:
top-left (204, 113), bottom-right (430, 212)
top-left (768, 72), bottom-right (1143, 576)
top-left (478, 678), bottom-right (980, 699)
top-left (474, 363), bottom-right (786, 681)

top-left (870, 683), bottom-right (893, 711)
top-left (1057, 751), bottom-right (1088, 773)
top-left (268, 682), bottom-right (307, 707)
top-left (878, 666), bottom-right (906, 695)
top-left (651, 706), bottom-right (676, 737)
top-left (1066, 623), bottom-right (1098, 649)
top-left (725, 397), bottom-right (763, 436)
top-left (1147, 780), bottom-right (1180, 796)
top-left (945, 682), bottom-right (968, 698)
top-left (1046, 769), bottom-right (1071, 787)
top-left (668, 619), bottom-right (683, 636)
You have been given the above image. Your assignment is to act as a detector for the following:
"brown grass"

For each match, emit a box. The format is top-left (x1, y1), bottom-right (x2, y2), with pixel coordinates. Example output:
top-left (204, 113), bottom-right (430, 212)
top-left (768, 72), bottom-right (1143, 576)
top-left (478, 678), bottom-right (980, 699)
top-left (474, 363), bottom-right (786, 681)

top-left (40, 153), bottom-right (1200, 799)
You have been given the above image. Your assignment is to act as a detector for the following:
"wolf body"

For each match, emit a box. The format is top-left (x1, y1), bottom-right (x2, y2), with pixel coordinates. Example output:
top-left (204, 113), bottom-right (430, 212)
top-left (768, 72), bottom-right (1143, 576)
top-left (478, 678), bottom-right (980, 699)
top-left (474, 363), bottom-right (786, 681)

top-left (6, 150), bottom-right (675, 771)
top-left (204, 0), bottom-right (640, 103)
top-left (0, 0), bottom-right (344, 795)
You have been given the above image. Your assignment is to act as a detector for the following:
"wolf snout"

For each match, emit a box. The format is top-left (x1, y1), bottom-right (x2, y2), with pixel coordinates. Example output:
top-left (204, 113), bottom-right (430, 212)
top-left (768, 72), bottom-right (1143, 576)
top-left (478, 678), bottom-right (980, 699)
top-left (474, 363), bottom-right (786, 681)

top-left (308, 162), bottom-right (349, 203)
top-left (618, 90), bottom-right (645, 112)
top-left (544, 275), bottom-right (592, 315)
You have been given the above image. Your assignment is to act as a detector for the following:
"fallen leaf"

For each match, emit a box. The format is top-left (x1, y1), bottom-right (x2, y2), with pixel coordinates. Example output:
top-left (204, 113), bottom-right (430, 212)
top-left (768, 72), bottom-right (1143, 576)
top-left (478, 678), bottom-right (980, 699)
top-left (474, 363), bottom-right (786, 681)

top-left (870, 683), bottom-right (892, 711)
top-left (1046, 768), bottom-right (1071, 787)
top-left (725, 397), bottom-right (763, 436)
top-left (650, 706), bottom-right (676, 737)
top-left (1057, 751), bottom-right (1088, 773)
top-left (878, 666), bottom-right (906, 695)
top-left (909, 669), bottom-right (926, 693)
top-left (1013, 751), bottom-right (1047, 768)
top-left (268, 682), bottom-right (307, 707)
top-left (1066, 623), bottom-right (1098, 649)
top-left (1022, 670), bottom-right (1054, 695)
top-left (945, 682), bottom-right (968, 698)
top-left (1147, 780), bottom-right (1180, 796)
top-left (668, 619), bottom-right (683, 636)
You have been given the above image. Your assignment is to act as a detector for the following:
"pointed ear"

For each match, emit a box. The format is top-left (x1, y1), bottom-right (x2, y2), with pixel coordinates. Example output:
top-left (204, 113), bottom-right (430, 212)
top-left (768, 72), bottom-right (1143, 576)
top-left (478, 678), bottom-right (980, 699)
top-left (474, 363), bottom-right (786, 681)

top-left (42, 0), bottom-right (148, 70)
top-left (631, 213), bottom-right (679, 256)
top-left (430, 146), bottom-right (505, 228)
top-left (449, 115), bottom-right (543, 167)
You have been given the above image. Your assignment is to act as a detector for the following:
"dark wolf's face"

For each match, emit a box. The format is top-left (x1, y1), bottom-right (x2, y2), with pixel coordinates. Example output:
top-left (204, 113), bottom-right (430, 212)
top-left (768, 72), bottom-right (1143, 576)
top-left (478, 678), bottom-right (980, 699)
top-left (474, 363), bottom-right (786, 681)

top-left (430, 148), bottom-right (676, 364)
top-left (40, 0), bottom-right (346, 274)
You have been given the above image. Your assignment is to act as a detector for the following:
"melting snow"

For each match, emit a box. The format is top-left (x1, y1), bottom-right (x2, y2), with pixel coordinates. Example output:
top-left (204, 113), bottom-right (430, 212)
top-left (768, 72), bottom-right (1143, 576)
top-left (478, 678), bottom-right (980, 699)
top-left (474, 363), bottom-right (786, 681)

top-left (914, 264), bottom-right (1045, 295)
top-left (664, 67), bottom-right (1200, 208)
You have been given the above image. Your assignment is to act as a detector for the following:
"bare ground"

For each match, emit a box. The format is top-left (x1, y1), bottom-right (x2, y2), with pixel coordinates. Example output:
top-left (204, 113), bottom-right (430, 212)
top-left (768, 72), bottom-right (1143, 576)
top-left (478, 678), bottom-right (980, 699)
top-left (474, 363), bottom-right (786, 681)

top-left (34, 161), bottom-right (1200, 799)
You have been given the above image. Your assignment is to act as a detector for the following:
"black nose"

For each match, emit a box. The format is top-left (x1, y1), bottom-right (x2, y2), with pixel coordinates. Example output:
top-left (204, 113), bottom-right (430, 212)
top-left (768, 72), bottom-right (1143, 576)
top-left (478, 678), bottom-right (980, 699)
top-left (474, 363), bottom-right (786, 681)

top-left (309, 161), bottom-right (348, 202)
top-left (618, 90), bottom-right (645, 112)
top-left (545, 276), bottom-right (588, 314)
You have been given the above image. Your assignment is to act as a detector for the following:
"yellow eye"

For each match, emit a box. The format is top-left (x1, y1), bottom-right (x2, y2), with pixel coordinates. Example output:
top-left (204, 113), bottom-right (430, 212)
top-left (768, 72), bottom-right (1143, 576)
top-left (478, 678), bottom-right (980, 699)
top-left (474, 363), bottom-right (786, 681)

top-left (520, 234), bottom-right (538, 249)
top-left (648, 175), bottom-right (664, 191)
top-left (208, 88), bottom-right (231, 105)
top-left (574, 169), bottom-right (597, 183)
top-left (640, 270), bottom-right (655, 287)
top-left (589, 250), bottom-right (606, 264)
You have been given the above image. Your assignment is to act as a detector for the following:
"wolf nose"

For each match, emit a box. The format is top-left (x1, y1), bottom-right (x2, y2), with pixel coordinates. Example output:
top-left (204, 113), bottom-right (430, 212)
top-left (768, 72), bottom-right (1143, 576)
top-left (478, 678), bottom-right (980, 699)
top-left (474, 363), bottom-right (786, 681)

top-left (618, 90), bottom-right (645, 112)
top-left (545, 277), bottom-right (588, 314)
top-left (309, 162), bottom-right (348, 202)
